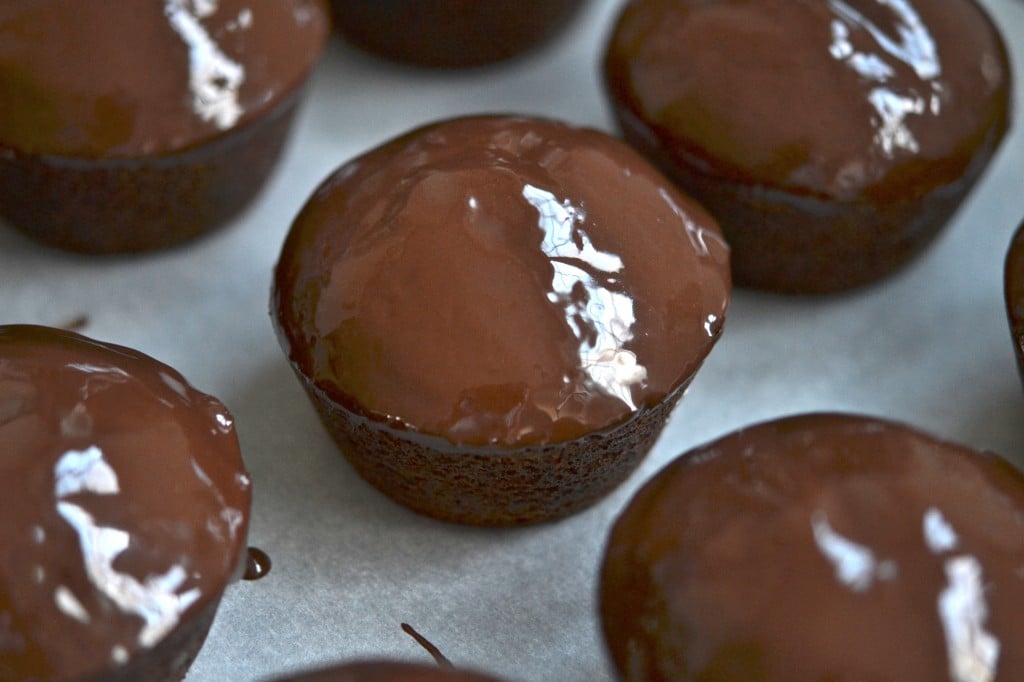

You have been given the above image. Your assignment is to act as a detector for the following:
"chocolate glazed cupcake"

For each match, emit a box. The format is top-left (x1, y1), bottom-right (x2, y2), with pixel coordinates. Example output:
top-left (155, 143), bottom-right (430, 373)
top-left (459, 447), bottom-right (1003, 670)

top-left (272, 115), bottom-right (730, 526)
top-left (1006, 220), bottom-right (1024, 391)
top-left (600, 413), bottom-right (1024, 681)
top-left (603, 0), bottom-right (1011, 293)
top-left (0, 325), bottom-right (251, 681)
top-left (331, 1), bottom-right (587, 68)
top-left (0, 0), bottom-right (329, 254)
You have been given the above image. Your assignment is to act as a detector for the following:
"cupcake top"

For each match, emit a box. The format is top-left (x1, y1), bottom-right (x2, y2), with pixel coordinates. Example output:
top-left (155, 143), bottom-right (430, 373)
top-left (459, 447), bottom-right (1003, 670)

top-left (0, 325), bottom-right (251, 680)
top-left (603, 0), bottom-right (1010, 201)
top-left (601, 413), bottom-right (1024, 681)
top-left (273, 115), bottom-right (730, 448)
top-left (0, 0), bottom-right (329, 158)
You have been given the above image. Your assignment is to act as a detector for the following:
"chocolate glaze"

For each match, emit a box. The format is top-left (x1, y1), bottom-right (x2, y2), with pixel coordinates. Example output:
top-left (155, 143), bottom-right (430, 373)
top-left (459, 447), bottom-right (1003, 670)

top-left (0, 0), bottom-right (329, 158)
top-left (400, 624), bottom-right (452, 668)
top-left (273, 661), bottom-right (504, 682)
top-left (601, 413), bottom-right (1024, 681)
top-left (243, 546), bottom-right (272, 581)
top-left (331, 0), bottom-right (587, 68)
top-left (274, 115), bottom-right (730, 448)
top-left (1006, 221), bottom-right (1024, 391)
top-left (603, 0), bottom-right (1010, 293)
top-left (0, 325), bottom-right (251, 680)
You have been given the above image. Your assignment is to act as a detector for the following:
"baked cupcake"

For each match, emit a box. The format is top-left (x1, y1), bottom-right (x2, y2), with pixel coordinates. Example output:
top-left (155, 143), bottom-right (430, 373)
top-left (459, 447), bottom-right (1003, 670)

top-left (0, 325), bottom-right (251, 680)
top-left (272, 115), bottom-right (730, 526)
top-left (331, 1), bottom-right (586, 68)
top-left (600, 413), bottom-right (1024, 680)
top-left (273, 661), bottom-right (504, 682)
top-left (603, 0), bottom-right (1011, 293)
top-left (1006, 220), bottom-right (1024, 391)
top-left (0, 0), bottom-right (329, 254)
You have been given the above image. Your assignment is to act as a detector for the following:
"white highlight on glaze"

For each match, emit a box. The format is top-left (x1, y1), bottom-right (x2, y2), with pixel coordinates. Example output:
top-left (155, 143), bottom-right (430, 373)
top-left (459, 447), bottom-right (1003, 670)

top-left (66, 363), bottom-right (131, 377)
top-left (938, 556), bottom-right (1000, 682)
top-left (54, 446), bottom-right (200, 648)
top-left (164, 0), bottom-right (245, 129)
top-left (60, 403), bottom-right (94, 439)
top-left (704, 314), bottom-right (719, 338)
top-left (227, 7), bottom-right (252, 31)
top-left (66, 363), bottom-right (131, 401)
top-left (159, 371), bottom-right (190, 401)
top-left (867, 88), bottom-right (926, 155)
top-left (220, 507), bottom-right (245, 538)
top-left (54, 446), bottom-right (120, 498)
top-left (921, 510), bottom-right (1000, 682)
top-left (189, 0), bottom-right (218, 18)
top-left (810, 510), bottom-right (897, 592)
top-left (111, 645), bottom-right (129, 665)
top-left (826, 0), bottom-right (942, 158)
top-left (55, 586), bottom-right (90, 624)
top-left (522, 184), bottom-right (646, 410)
top-left (657, 188), bottom-right (726, 259)
top-left (924, 507), bottom-right (959, 554)
top-left (828, 0), bottom-right (939, 79)
top-left (56, 502), bottom-right (201, 648)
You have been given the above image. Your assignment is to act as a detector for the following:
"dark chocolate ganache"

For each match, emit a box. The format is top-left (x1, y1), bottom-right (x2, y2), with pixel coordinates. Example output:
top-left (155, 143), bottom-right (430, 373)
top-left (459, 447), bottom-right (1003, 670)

top-left (0, 0), bottom-right (328, 158)
top-left (603, 0), bottom-right (1010, 202)
top-left (273, 115), bottom-right (731, 448)
top-left (601, 413), bottom-right (1024, 681)
top-left (1007, 221), bottom-right (1024, 390)
top-left (0, 325), bottom-right (251, 680)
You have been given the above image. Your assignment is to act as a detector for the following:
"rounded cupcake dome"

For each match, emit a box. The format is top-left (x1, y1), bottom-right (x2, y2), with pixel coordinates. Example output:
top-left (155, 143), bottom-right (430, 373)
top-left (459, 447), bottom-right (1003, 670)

top-left (0, 325), bottom-right (251, 681)
top-left (0, 0), bottom-right (330, 253)
top-left (603, 0), bottom-right (1011, 293)
top-left (272, 114), bottom-right (731, 525)
top-left (600, 412), bottom-right (1024, 681)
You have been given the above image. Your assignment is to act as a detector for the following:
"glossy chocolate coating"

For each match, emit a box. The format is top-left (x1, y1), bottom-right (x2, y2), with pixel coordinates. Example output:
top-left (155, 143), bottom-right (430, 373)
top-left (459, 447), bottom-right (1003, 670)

top-left (0, 325), bottom-right (251, 680)
top-left (274, 661), bottom-right (504, 682)
top-left (331, 1), bottom-right (586, 68)
top-left (273, 115), bottom-right (729, 524)
top-left (0, 0), bottom-right (328, 158)
top-left (275, 115), bottom-right (730, 447)
top-left (604, 0), bottom-right (1010, 293)
top-left (601, 413), bottom-right (1024, 681)
top-left (0, 0), bottom-right (329, 253)
top-left (1007, 221), bottom-right (1024, 391)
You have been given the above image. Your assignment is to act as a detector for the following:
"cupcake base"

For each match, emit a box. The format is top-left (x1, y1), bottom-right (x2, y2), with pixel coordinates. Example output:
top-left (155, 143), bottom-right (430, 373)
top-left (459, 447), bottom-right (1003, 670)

top-left (300, 373), bottom-right (685, 526)
top-left (615, 108), bottom-right (1005, 294)
top-left (0, 91), bottom-right (302, 254)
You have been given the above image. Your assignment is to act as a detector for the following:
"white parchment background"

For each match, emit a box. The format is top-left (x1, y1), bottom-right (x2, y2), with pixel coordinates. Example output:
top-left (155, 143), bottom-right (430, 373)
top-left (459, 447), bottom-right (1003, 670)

top-left (2, 1), bottom-right (1023, 680)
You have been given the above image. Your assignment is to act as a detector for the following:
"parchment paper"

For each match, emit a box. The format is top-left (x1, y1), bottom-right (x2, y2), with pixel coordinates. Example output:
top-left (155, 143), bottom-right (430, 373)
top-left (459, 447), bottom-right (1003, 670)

top-left (3, 1), bottom-right (1024, 679)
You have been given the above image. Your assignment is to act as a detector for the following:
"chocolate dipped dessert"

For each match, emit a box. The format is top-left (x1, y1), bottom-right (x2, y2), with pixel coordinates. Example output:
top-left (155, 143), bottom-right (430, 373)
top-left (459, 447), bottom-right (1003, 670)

top-left (273, 661), bottom-right (504, 682)
top-left (603, 0), bottom-right (1011, 293)
top-left (0, 325), bottom-right (251, 681)
top-left (600, 413), bottom-right (1024, 681)
top-left (0, 0), bottom-right (329, 254)
top-left (1007, 220), bottom-right (1024, 391)
top-left (330, 1), bottom-right (586, 68)
top-left (272, 115), bottom-right (731, 526)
